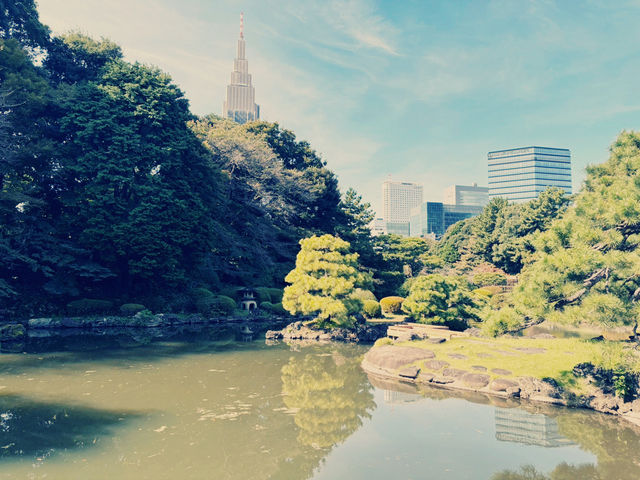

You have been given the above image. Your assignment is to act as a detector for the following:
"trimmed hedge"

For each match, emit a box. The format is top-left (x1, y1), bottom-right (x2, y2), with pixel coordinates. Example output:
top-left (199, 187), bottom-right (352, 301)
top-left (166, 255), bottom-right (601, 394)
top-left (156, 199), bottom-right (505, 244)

top-left (472, 272), bottom-right (507, 287)
top-left (119, 303), bottom-right (146, 315)
top-left (67, 299), bottom-right (114, 315)
top-left (380, 296), bottom-right (405, 314)
top-left (350, 288), bottom-right (377, 301)
top-left (362, 300), bottom-right (382, 318)
top-left (210, 295), bottom-right (237, 316)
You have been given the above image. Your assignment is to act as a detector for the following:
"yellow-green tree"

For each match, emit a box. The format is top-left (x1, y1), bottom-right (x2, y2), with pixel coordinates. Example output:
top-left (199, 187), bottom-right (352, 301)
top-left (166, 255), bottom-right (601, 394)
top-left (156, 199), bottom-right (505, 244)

top-left (282, 234), bottom-right (371, 329)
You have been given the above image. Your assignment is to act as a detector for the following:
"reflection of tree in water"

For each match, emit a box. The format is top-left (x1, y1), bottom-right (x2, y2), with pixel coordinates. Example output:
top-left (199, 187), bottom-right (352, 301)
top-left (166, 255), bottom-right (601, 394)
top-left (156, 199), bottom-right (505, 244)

top-left (281, 347), bottom-right (375, 449)
top-left (490, 408), bottom-right (640, 480)
top-left (0, 394), bottom-right (140, 461)
top-left (491, 463), bottom-right (599, 480)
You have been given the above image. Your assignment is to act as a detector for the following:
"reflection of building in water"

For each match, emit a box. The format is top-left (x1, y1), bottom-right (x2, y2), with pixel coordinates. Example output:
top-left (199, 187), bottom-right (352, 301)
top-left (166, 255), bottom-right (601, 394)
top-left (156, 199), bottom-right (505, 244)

top-left (383, 390), bottom-right (420, 405)
top-left (495, 408), bottom-right (575, 448)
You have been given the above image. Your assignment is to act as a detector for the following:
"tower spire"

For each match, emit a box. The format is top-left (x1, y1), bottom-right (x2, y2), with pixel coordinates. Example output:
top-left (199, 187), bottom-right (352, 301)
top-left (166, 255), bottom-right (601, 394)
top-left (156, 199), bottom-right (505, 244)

top-left (240, 12), bottom-right (244, 39)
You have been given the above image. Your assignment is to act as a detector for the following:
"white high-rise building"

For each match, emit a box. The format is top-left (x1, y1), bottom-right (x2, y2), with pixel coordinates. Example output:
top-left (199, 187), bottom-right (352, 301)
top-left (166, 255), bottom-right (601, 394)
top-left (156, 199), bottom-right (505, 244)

top-left (382, 180), bottom-right (423, 236)
top-left (223, 13), bottom-right (260, 124)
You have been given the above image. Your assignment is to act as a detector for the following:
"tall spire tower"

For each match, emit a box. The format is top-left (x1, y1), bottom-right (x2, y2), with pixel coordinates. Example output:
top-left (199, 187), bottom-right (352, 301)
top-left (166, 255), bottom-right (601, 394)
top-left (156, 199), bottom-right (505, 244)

top-left (223, 13), bottom-right (260, 124)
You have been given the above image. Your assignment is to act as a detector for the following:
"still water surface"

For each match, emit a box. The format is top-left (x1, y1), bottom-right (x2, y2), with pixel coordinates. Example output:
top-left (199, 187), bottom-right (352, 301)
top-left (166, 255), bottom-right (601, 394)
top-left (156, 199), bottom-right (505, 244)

top-left (0, 326), bottom-right (639, 479)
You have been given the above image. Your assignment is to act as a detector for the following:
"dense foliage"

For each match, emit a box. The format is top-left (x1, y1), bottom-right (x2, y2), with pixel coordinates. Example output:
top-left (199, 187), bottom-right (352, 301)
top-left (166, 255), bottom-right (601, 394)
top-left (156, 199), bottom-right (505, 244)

top-left (402, 274), bottom-right (481, 330)
top-left (282, 235), bottom-right (371, 329)
top-left (508, 132), bottom-right (640, 336)
top-left (0, 4), bottom-right (350, 317)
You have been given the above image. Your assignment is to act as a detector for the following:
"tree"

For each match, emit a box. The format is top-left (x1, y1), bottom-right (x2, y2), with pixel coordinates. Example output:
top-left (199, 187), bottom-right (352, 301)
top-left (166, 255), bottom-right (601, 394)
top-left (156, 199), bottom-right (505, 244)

top-left (282, 234), bottom-right (371, 329)
top-left (511, 132), bottom-right (640, 337)
top-left (0, 0), bottom-right (50, 51)
top-left (335, 187), bottom-right (378, 269)
top-left (402, 274), bottom-right (481, 330)
top-left (53, 60), bottom-right (224, 296)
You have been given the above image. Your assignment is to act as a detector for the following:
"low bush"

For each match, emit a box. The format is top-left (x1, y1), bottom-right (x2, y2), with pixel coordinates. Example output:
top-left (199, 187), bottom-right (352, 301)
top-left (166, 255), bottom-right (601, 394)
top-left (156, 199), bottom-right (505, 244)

top-left (350, 288), bottom-right (377, 302)
top-left (260, 301), bottom-right (273, 311)
top-left (380, 296), bottom-right (405, 314)
top-left (119, 303), bottom-right (146, 315)
top-left (210, 295), bottom-right (237, 316)
top-left (67, 299), bottom-right (114, 315)
top-left (374, 337), bottom-right (393, 347)
top-left (362, 300), bottom-right (382, 318)
top-left (267, 288), bottom-right (284, 303)
top-left (270, 302), bottom-right (287, 315)
top-left (217, 286), bottom-right (242, 300)
top-left (480, 307), bottom-right (524, 337)
top-left (255, 287), bottom-right (272, 304)
top-left (473, 272), bottom-right (507, 287)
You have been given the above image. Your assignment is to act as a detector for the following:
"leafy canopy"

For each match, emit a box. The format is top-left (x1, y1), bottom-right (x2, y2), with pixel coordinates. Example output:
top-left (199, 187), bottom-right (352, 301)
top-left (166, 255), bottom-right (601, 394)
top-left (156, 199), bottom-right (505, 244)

top-left (283, 234), bottom-right (371, 329)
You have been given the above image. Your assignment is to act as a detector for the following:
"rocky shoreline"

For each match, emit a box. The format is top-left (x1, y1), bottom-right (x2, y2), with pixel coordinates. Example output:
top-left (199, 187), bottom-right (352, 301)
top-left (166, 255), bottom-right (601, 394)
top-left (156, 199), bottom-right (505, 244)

top-left (265, 320), bottom-right (390, 343)
top-left (362, 344), bottom-right (640, 427)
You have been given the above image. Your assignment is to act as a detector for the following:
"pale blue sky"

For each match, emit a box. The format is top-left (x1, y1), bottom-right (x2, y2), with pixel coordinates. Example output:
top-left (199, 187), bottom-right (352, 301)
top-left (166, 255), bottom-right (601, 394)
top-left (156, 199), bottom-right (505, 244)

top-left (37, 0), bottom-right (640, 215)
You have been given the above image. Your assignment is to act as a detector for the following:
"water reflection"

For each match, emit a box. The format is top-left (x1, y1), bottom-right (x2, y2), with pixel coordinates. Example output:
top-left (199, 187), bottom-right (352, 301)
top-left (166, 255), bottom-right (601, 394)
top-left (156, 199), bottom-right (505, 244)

top-left (0, 393), bottom-right (141, 461)
top-left (279, 346), bottom-right (376, 477)
top-left (374, 376), bottom-right (640, 480)
top-left (495, 407), bottom-right (574, 448)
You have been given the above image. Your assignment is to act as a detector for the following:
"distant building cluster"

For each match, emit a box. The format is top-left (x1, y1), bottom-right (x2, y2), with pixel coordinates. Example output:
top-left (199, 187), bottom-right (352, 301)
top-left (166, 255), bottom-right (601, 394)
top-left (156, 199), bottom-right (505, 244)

top-left (375, 145), bottom-right (572, 238)
top-left (373, 181), bottom-right (488, 239)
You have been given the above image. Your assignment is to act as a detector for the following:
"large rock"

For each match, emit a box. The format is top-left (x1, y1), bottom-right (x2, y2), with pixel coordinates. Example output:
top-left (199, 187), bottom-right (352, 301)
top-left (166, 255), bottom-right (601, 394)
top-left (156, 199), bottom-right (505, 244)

top-left (489, 378), bottom-right (519, 392)
top-left (363, 345), bottom-right (435, 371)
top-left (461, 373), bottom-right (490, 388)
top-left (0, 323), bottom-right (26, 341)
top-left (399, 366), bottom-right (420, 379)
top-left (60, 317), bottom-right (85, 328)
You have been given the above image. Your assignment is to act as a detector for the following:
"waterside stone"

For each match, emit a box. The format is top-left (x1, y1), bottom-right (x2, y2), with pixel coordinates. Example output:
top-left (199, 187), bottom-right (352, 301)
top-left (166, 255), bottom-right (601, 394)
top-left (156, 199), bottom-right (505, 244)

top-left (363, 345), bottom-right (435, 371)
top-left (0, 323), bottom-right (26, 341)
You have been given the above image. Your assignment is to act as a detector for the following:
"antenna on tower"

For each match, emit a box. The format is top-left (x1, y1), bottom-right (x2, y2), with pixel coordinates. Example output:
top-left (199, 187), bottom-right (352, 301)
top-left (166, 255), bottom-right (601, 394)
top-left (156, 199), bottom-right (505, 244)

top-left (240, 12), bottom-right (244, 39)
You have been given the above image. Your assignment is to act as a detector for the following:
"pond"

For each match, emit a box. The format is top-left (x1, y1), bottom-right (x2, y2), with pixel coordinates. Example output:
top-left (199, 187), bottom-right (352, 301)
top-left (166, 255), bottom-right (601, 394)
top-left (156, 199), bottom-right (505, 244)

top-left (0, 326), bottom-right (638, 479)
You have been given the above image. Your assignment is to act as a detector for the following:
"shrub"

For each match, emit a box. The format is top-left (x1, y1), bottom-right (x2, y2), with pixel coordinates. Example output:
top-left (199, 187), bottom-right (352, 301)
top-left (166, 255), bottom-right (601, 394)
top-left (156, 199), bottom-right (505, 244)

top-left (119, 303), bottom-right (146, 315)
top-left (210, 295), bottom-right (237, 316)
top-left (481, 307), bottom-right (524, 337)
top-left (398, 277), bottom-right (418, 297)
top-left (192, 288), bottom-right (216, 315)
top-left (67, 299), bottom-right (114, 315)
top-left (374, 337), bottom-right (393, 347)
top-left (255, 287), bottom-right (272, 303)
top-left (270, 302), bottom-right (287, 315)
top-left (402, 275), bottom-right (480, 330)
top-left (380, 296), bottom-right (405, 314)
top-left (267, 288), bottom-right (284, 303)
top-left (362, 300), bottom-right (382, 318)
top-left (260, 301), bottom-right (273, 311)
top-left (350, 288), bottom-right (377, 301)
top-left (472, 272), bottom-right (507, 287)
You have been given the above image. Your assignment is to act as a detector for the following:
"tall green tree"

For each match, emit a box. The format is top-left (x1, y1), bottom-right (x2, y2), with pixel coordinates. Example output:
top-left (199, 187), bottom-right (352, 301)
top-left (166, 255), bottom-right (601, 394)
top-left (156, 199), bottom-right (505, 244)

top-left (511, 132), bottom-right (640, 337)
top-left (283, 234), bottom-right (371, 329)
top-left (402, 274), bottom-right (481, 330)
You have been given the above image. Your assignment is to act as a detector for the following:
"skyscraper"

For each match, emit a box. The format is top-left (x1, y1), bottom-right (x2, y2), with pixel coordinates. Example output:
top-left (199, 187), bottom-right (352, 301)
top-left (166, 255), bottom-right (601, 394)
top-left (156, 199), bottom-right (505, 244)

top-left (382, 180), bottom-right (423, 236)
top-left (488, 147), bottom-right (572, 202)
top-left (223, 13), bottom-right (260, 124)
top-left (443, 183), bottom-right (489, 207)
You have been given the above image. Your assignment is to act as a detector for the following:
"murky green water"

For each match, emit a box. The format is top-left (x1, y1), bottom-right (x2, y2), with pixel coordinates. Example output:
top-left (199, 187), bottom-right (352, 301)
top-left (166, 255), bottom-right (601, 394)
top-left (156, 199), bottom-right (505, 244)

top-left (0, 326), bottom-right (639, 479)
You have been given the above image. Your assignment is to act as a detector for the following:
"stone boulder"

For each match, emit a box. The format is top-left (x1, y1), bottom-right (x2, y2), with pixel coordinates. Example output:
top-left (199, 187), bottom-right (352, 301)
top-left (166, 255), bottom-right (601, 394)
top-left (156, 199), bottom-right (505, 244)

top-left (461, 373), bottom-right (490, 388)
top-left (363, 345), bottom-right (435, 371)
top-left (399, 366), bottom-right (420, 379)
top-left (489, 378), bottom-right (519, 392)
top-left (0, 323), bottom-right (26, 341)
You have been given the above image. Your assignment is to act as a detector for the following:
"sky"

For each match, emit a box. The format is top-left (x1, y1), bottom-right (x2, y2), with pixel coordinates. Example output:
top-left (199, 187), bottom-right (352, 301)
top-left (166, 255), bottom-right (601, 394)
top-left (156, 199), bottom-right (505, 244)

top-left (36, 0), bottom-right (640, 216)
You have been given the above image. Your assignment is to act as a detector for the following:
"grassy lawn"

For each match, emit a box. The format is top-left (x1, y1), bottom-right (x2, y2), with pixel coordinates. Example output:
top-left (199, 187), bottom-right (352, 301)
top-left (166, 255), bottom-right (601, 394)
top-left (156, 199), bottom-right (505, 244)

top-left (390, 336), bottom-right (640, 392)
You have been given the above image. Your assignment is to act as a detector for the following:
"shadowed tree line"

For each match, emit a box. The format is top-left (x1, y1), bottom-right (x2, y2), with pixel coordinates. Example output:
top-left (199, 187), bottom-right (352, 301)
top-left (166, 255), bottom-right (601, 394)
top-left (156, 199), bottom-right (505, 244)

top-left (0, 2), bottom-right (364, 317)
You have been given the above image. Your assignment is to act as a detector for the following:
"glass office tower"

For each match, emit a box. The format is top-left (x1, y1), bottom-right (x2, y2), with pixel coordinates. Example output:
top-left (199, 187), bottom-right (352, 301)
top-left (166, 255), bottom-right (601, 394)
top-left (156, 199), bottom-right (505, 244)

top-left (488, 147), bottom-right (572, 202)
